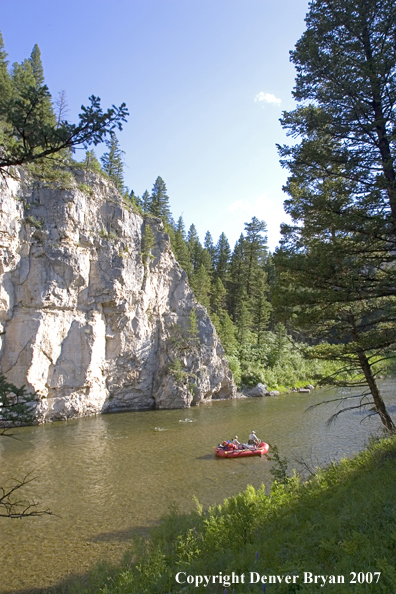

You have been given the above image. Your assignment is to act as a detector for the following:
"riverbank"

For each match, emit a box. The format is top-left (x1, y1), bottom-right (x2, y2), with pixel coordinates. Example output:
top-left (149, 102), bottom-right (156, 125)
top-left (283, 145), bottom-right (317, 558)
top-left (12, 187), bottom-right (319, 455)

top-left (50, 433), bottom-right (396, 594)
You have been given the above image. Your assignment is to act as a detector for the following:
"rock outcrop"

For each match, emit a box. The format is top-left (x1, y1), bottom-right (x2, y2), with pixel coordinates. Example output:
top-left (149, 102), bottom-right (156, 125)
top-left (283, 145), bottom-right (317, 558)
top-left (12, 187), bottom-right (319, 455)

top-left (247, 383), bottom-right (269, 397)
top-left (0, 169), bottom-right (236, 422)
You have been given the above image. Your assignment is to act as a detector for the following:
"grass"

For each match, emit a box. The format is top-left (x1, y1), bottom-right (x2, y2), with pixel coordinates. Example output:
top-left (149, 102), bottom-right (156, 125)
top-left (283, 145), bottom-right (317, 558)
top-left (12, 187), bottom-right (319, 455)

top-left (47, 434), bottom-right (396, 594)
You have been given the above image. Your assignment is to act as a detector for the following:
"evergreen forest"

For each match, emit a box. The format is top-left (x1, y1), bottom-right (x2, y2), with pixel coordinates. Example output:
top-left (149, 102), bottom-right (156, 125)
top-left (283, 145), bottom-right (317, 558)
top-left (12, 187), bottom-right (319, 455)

top-left (1, 0), bottom-right (396, 435)
top-left (2, 2), bottom-right (396, 590)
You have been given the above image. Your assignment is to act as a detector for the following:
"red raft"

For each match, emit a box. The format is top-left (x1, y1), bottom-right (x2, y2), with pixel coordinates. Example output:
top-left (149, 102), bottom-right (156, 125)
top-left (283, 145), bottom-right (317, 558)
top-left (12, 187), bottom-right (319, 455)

top-left (215, 442), bottom-right (269, 458)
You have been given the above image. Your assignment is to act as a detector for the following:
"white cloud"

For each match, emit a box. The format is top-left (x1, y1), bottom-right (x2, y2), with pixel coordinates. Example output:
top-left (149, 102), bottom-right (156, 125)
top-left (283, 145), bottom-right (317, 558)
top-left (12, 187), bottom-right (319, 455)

top-left (228, 194), bottom-right (271, 219)
top-left (254, 92), bottom-right (281, 105)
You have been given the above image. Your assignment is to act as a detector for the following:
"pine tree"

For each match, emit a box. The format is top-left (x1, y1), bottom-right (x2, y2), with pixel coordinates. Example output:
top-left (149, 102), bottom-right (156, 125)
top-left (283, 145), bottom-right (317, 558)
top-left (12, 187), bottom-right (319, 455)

top-left (173, 216), bottom-right (193, 276)
top-left (147, 176), bottom-right (173, 227)
top-left (29, 44), bottom-right (45, 88)
top-left (227, 234), bottom-right (245, 320)
top-left (251, 271), bottom-right (271, 345)
top-left (198, 248), bottom-right (212, 275)
top-left (84, 149), bottom-right (102, 173)
top-left (190, 264), bottom-right (211, 310)
top-left (204, 231), bottom-right (216, 262)
top-left (0, 32), bottom-right (11, 114)
top-left (211, 309), bottom-right (237, 354)
top-left (17, 44), bottom-right (55, 128)
top-left (278, 0), bottom-right (396, 249)
top-left (235, 292), bottom-right (252, 346)
top-left (0, 31), bottom-right (128, 175)
top-left (128, 190), bottom-right (141, 209)
top-left (275, 0), bottom-right (396, 432)
top-left (141, 190), bottom-right (150, 213)
top-left (127, 190), bottom-right (143, 213)
top-left (187, 224), bottom-right (202, 272)
top-left (214, 232), bottom-right (231, 284)
top-left (211, 277), bottom-right (227, 315)
top-left (101, 133), bottom-right (125, 193)
top-left (217, 310), bottom-right (238, 354)
top-left (243, 217), bottom-right (268, 297)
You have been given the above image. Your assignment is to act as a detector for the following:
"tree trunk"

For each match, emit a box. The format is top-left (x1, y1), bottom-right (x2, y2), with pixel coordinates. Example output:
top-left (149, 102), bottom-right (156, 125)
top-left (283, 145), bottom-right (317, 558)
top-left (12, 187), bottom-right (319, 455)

top-left (356, 348), bottom-right (395, 433)
top-left (362, 26), bottom-right (396, 233)
top-left (349, 309), bottom-right (395, 433)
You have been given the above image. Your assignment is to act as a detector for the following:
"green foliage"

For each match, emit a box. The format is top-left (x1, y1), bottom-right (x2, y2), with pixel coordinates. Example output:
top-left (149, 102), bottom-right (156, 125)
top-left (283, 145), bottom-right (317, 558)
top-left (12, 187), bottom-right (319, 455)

top-left (173, 216), bottom-right (193, 275)
top-left (186, 224), bottom-right (202, 272)
top-left (125, 189), bottom-right (143, 215)
top-left (190, 264), bottom-right (211, 310)
top-left (78, 182), bottom-right (94, 196)
top-left (168, 358), bottom-right (188, 384)
top-left (225, 353), bottom-right (241, 385)
top-left (273, 0), bottom-right (396, 432)
top-left (100, 133), bottom-right (125, 192)
top-left (188, 308), bottom-right (199, 343)
top-left (24, 215), bottom-right (42, 229)
top-left (83, 149), bottom-right (102, 173)
top-left (141, 222), bottom-right (155, 265)
top-left (0, 374), bottom-right (39, 428)
top-left (100, 229), bottom-right (118, 241)
top-left (204, 230), bottom-right (216, 262)
top-left (236, 330), bottom-right (341, 390)
top-left (58, 436), bottom-right (396, 594)
top-left (213, 309), bottom-right (238, 355)
top-left (140, 190), bottom-right (150, 213)
top-left (146, 176), bottom-right (173, 227)
top-left (0, 32), bottom-right (128, 175)
top-left (265, 444), bottom-right (291, 485)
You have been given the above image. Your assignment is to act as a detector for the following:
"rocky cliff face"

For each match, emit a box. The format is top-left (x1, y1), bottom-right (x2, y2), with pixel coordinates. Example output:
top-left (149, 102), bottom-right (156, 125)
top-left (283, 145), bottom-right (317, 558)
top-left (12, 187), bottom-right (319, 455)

top-left (0, 169), bottom-right (236, 422)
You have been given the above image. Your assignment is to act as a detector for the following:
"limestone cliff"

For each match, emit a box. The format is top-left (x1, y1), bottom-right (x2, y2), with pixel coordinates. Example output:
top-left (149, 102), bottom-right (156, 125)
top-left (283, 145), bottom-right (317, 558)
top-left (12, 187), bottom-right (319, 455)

top-left (0, 169), bottom-right (236, 422)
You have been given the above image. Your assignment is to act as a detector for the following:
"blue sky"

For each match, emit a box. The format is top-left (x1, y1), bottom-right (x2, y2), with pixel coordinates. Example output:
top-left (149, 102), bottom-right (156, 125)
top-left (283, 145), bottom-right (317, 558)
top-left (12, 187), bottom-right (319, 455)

top-left (2, 0), bottom-right (309, 251)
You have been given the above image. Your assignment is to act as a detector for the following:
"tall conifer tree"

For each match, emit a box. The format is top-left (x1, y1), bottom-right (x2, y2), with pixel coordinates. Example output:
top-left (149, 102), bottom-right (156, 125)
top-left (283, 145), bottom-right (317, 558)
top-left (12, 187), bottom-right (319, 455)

top-left (101, 133), bottom-right (125, 193)
top-left (141, 190), bottom-right (150, 213)
top-left (174, 216), bottom-right (192, 275)
top-left (148, 176), bottom-right (173, 227)
top-left (275, 0), bottom-right (396, 432)
top-left (214, 232), bottom-right (231, 284)
top-left (190, 264), bottom-right (211, 310)
top-left (29, 44), bottom-right (45, 88)
top-left (204, 231), bottom-right (216, 262)
top-left (0, 33), bottom-right (11, 113)
top-left (0, 31), bottom-right (128, 175)
top-left (187, 224), bottom-right (202, 271)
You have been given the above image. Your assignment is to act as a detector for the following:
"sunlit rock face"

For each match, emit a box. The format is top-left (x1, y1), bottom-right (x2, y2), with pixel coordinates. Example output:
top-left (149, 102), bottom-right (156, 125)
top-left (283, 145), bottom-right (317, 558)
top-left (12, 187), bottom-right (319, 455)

top-left (0, 169), bottom-right (236, 422)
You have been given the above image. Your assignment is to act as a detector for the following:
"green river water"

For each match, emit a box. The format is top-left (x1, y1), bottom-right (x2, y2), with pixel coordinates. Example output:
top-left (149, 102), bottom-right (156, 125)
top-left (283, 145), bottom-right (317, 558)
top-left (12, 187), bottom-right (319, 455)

top-left (1, 381), bottom-right (395, 593)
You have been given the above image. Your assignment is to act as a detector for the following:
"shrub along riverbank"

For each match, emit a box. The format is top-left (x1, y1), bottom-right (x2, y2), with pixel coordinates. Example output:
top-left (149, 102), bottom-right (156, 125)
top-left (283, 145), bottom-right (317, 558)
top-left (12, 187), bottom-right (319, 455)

top-left (54, 435), bottom-right (396, 594)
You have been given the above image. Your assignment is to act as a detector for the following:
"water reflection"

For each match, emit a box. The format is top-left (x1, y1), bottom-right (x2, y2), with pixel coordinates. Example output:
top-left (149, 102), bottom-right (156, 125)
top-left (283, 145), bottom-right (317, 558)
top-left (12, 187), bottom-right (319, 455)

top-left (0, 380), bottom-right (395, 592)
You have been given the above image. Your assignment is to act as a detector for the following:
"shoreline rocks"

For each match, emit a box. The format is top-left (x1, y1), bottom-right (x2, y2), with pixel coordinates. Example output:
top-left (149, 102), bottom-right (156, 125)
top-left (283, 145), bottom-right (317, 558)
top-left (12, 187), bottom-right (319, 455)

top-left (242, 382), bottom-right (316, 398)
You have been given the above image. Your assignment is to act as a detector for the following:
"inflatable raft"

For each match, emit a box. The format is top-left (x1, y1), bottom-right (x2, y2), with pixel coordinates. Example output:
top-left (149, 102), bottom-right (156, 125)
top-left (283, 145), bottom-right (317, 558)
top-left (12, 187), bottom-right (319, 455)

top-left (215, 441), bottom-right (269, 458)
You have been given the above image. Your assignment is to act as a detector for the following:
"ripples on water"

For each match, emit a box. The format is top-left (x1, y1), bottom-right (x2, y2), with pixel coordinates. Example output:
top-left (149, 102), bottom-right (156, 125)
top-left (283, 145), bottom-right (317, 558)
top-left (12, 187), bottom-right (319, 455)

top-left (0, 380), bottom-right (395, 592)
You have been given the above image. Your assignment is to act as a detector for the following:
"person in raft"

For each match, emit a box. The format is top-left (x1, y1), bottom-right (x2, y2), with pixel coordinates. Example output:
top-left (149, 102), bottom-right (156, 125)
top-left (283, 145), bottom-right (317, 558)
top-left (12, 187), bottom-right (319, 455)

top-left (232, 436), bottom-right (243, 450)
top-left (248, 431), bottom-right (260, 446)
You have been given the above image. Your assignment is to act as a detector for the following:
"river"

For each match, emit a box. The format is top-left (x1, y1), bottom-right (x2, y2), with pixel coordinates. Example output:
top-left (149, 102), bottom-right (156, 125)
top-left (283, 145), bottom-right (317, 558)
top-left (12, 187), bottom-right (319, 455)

top-left (1, 380), bottom-right (395, 593)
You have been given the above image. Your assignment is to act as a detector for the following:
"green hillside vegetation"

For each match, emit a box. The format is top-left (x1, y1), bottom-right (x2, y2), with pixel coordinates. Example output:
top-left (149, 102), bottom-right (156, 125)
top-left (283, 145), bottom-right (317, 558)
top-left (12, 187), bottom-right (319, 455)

top-left (0, 20), bottom-right (334, 394)
top-left (1, 22), bottom-right (395, 416)
top-left (49, 435), bottom-right (396, 594)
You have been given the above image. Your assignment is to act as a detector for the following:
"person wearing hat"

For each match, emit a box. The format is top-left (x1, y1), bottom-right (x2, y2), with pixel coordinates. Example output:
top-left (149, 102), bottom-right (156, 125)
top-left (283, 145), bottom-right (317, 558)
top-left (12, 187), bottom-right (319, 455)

top-left (248, 430), bottom-right (260, 446)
